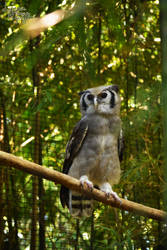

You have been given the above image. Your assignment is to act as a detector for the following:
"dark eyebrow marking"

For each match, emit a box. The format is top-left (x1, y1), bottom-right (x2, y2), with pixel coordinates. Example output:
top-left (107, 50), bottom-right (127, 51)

top-left (106, 89), bottom-right (115, 108)
top-left (81, 91), bottom-right (91, 111)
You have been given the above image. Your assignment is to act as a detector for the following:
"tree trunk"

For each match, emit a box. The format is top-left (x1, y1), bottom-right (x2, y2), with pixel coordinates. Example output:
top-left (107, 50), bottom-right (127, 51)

top-left (90, 211), bottom-right (94, 250)
top-left (160, 0), bottom-right (167, 209)
top-left (30, 39), bottom-right (39, 250)
top-left (160, 1), bottom-right (167, 247)
top-left (0, 90), bottom-right (19, 250)
top-left (0, 104), bottom-right (5, 249)
top-left (97, 10), bottom-right (102, 78)
top-left (30, 37), bottom-right (45, 250)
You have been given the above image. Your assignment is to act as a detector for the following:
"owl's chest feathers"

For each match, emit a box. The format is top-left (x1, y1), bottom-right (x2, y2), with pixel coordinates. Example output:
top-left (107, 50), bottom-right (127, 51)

top-left (80, 115), bottom-right (121, 183)
top-left (86, 114), bottom-right (120, 151)
top-left (69, 113), bottom-right (121, 185)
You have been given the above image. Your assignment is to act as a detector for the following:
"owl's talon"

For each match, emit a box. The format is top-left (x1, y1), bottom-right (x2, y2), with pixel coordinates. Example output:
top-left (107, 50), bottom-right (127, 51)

top-left (105, 191), bottom-right (121, 204)
top-left (100, 182), bottom-right (121, 204)
top-left (80, 181), bottom-right (93, 191)
top-left (80, 176), bottom-right (93, 191)
top-left (105, 192), bottom-right (111, 199)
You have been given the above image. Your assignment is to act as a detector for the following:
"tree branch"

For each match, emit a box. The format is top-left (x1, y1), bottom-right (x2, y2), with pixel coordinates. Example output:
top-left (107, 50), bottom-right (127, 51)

top-left (0, 150), bottom-right (166, 222)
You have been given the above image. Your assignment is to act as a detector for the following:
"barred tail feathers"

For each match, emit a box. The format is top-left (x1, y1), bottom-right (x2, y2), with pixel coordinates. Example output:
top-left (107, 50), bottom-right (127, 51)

top-left (69, 190), bottom-right (93, 217)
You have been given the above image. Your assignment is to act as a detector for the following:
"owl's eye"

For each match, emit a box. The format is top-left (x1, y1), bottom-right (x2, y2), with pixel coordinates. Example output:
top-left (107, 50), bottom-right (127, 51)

top-left (87, 94), bottom-right (94, 101)
top-left (100, 92), bottom-right (107, 98)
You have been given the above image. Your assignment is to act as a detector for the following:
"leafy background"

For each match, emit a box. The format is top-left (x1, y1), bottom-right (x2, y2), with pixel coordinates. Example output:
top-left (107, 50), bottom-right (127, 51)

top-left (0, 0), bottom-right (166, 249)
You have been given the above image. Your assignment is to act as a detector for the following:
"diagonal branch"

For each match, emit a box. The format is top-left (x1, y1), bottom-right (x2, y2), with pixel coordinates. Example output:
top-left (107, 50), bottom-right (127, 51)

top-left (0, 150), bottom-right (166, 222)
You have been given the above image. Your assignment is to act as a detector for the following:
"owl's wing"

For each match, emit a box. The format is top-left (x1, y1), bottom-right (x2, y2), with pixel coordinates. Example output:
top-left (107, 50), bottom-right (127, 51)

top-left (60, 118), bottom-right (88, 208)
top-left (118, 129), bottom-right (124, 162)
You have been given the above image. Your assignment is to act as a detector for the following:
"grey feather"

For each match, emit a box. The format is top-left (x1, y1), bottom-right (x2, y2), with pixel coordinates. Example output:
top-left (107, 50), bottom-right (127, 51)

top-left (60, 118), bottom-right (88, 208)
top-left (118, 129), bottom-right (124, 162)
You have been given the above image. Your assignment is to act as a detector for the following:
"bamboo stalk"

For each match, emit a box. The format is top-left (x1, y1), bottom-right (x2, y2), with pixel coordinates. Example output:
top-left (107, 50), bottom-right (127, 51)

top-left (0, 150), bottom-right (166, 222)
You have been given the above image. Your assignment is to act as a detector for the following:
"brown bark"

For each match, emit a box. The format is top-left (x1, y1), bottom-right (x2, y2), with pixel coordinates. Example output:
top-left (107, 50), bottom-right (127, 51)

top-left (0, 150), bottom-right (166, 222)
top-left (0, 91), bottom-right (19, 249)
top-left (0, 102), bottom-right (5, 248)
top-left (30, 37), bottom-right (40, 250)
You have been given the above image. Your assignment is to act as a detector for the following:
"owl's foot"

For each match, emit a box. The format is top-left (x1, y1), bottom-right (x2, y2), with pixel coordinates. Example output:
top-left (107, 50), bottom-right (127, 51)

top-left (80, 175), bottom-right (93, 191)
top-left (99, 182), bottom-right (121, 204)
top-left (106, 190), bottom-right (121, 204)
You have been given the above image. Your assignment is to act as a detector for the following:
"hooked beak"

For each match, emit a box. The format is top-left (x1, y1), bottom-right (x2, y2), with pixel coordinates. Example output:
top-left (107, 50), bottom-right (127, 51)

top-left (94, 97), bottom-right (98, 109)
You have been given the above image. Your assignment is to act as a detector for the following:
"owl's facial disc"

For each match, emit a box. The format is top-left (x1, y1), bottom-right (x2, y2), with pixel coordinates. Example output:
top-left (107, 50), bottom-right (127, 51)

top-left (97, 91), bottom-right (108, 100)
top-left (84, 92), bottom-right (94, 108)
top-left (87, 94), bottom-right (94, 101)
top-left (79, 85), bottom-right (120, 116)
top-left (97, 90), bottom-right (114, 106)
top-left (80, 91), bottom-right (95, 115)
top-left (96, 89), bottom-right (117, 114)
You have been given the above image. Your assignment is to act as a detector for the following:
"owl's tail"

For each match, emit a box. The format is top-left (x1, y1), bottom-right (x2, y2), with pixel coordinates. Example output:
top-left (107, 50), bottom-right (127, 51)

top-left (69, 190), bottom-right (93, 217)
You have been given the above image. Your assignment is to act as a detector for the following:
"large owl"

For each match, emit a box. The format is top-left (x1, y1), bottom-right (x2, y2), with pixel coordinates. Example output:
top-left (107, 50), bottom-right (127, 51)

top-left (60, 85), bottom-right (123, 217)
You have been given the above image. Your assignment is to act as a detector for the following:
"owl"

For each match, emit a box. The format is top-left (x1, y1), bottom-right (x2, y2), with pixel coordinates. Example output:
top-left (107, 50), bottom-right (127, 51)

top-left (60, 85), bottom-right (123, 217)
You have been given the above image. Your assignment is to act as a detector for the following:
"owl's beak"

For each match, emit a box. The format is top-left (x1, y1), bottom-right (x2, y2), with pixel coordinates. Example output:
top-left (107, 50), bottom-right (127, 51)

top-left (94, 97), bottom-right (98, 109)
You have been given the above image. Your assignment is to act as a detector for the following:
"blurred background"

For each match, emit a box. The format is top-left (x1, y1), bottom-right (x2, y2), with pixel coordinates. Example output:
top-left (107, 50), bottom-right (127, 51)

top-left (0, 0), bottom-right (166, 249)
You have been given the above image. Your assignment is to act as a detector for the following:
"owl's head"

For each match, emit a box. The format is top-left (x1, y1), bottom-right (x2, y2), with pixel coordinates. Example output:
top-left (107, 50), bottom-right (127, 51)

top-left (79, 85), bottom-right (121, 116)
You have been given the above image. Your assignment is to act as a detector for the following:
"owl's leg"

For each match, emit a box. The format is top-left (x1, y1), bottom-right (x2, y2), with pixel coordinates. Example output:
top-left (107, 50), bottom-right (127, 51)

top-left (99, 182), bottom-right (121, 203)
top-left (80, 175), bottom-right (93, 191)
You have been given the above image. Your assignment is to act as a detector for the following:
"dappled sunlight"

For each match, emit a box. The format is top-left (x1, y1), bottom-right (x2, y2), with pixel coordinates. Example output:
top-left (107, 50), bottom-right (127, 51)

top-left (0, 0), bottom-right (166, 249)
top-left (23, 10), bottom-right (66, 38)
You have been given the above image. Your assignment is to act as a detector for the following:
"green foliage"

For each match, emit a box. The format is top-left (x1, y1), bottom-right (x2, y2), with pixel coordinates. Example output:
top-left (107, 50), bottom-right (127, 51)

top-left (0, 0), bottom-right (166, 249)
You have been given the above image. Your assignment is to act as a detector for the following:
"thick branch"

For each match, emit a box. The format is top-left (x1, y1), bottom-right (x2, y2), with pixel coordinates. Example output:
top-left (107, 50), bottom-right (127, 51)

top-left (0, 150), bottom-right (166, 222)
